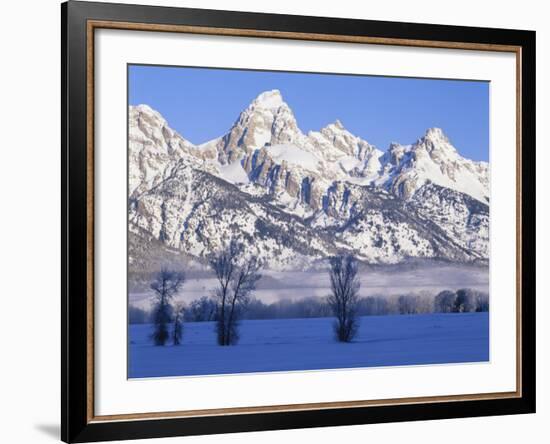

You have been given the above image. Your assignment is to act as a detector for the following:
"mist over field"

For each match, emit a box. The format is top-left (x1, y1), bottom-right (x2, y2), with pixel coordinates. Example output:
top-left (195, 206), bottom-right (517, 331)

top-left (129, 262), bottom-right (489, 310)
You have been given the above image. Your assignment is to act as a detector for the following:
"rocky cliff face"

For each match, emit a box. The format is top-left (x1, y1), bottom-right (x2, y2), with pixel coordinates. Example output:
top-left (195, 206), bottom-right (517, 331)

top-left (128, 90), bottom-right (489, 270)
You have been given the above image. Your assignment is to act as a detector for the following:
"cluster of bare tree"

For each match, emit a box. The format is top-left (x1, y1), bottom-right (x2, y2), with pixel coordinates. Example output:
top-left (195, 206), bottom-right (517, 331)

top-left (244, 296), bottom-right (332, 320)
top-left (226, 289), bottom-right (487, 320)
top-left (146, 240), bottom-right (262, 347)
top-left (134, 285), bottom-right (489, 325)
top-left (434, 288), bottom-right (489, 313)
top-left (183, 296), bottom-right (217, 322)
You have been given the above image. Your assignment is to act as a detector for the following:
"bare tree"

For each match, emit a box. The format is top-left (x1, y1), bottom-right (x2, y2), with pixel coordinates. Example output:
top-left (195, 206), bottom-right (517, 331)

top-left (209, 240), bottom-right (261, 345)
top-left (327, 255), bottom-right (361, 342)
top-left (184, 297), bottom-right (217, 322)
top-left (209, 241), bottom-right (238, 346)
top-left (398, 295), bottom-right (418, 314)
top-left (475, 291), bottom-right (490, 312)
top-left (454, 288), bottom-right (477, 313)
top-left (172, 303), bottom-right (185, 345)
top-left (225, 257), bottom-right (261, 344)
top-left (434, 290), bottom-right (457, 313)
top-left (150, 268), bottom-right (185, 346)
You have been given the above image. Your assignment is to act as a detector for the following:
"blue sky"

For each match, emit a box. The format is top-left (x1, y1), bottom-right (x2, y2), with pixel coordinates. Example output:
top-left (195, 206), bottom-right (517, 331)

top-left (129, 65), bottom-right (489, 161)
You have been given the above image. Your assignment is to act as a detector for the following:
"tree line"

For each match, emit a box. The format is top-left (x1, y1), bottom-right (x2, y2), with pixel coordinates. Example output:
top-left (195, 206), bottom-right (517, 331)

top-left (131, 288), bottom-right (489, 325)
top-left (135, 245), bottom-right (488, 346)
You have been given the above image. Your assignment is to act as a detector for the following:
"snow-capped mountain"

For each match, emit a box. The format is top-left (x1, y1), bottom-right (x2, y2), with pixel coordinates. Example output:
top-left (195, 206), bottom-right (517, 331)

top-left (129, 104), bottom-right (217, 197)
top-left (128, 90), bottom-right (489, 270)
top-left (379, 128), bottom-right (489, 203)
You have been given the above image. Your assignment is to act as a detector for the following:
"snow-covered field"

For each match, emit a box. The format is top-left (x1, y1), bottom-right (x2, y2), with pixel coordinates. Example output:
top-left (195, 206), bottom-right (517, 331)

top-left (129, 313), bottom-right (489, 378)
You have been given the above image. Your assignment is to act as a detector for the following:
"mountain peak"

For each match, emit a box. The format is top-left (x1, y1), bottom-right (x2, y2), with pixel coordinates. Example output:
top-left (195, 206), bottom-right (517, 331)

top-left (321, 119), bottom-right (348, 134)
top-left (132, 103), bottom-right (154, 112)
top-left (252, 89), bottom-right (285, 109)
top-left (131, 103), bottom-right (164, 119)
top-left (424, 127), bottom-right (449, 143)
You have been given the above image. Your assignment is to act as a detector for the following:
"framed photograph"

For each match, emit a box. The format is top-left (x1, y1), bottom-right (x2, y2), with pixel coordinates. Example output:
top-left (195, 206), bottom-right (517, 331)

top-left (62, 1), bottom-right (535, 442)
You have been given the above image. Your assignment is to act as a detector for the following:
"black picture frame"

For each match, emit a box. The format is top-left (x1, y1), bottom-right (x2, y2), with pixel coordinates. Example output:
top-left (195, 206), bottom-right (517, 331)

top-left (62, 1), bottom-right (536, 442)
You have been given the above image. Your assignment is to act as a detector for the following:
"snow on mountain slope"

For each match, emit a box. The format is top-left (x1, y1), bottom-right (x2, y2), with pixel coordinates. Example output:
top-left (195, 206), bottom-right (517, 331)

top-left (129, 104), bottom-right (218, 197)
top-left (410, 182), bottom-right (489, 258)
top-left (129, 162), bottom-right (485, 270)
top-left (127, 91), bottom-right (490, 268)
top-left (129, 162), bottom-right (334, 270)
top-left (380, 128), bottom-right (489, 203)
top-left (218, 160), bottom-right (249, 184)
top-left (308, 120), bottom-right (383, 176)
top-left (264, 144), bottom-right (321, 171)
